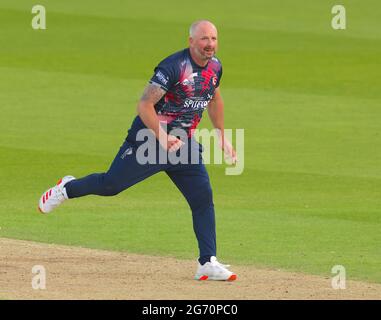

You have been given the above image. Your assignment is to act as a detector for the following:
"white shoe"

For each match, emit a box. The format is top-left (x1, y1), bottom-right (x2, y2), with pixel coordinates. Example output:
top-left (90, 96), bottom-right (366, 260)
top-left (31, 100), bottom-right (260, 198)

top-left (38, 176), bottom-right (76, 214)
top-left (194, 256), bottom-right (237, 281)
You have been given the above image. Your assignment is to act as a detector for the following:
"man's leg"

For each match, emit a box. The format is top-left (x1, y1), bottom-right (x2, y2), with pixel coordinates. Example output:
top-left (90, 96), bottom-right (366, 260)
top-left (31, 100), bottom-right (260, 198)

top-left (165, 162), bottom-right (216, 264)
top-left (65, 139), bottom-right (164, 198)
top-left (165, 144), bottom-right (237, 281)
top-left (38, 138), bottom-right (167, 213)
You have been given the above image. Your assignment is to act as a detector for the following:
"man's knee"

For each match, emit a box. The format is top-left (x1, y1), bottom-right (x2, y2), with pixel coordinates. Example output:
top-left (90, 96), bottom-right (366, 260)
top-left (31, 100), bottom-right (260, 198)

top-left (100, 174), bottom-right (124, 196)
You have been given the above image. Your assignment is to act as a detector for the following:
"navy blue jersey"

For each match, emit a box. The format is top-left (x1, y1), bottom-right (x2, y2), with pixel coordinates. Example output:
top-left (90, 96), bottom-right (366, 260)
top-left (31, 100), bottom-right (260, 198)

top-left (149, 48), bottom-right (223, 136)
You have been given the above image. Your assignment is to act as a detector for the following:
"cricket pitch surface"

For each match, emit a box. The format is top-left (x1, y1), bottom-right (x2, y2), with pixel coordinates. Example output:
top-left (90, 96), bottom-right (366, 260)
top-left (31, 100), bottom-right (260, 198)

top-left (1, 238), bottom-right (380, 300)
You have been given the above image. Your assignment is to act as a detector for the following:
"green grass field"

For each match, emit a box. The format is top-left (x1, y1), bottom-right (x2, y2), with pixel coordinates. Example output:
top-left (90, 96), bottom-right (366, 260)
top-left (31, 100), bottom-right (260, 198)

top-left (1, 0), bottom-right (380, 283)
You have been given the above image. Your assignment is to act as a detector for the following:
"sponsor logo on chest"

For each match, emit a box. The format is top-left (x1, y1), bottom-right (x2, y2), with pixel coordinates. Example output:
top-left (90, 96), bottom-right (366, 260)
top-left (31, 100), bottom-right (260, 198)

top-left (183, 95), bottom-right (213, 110)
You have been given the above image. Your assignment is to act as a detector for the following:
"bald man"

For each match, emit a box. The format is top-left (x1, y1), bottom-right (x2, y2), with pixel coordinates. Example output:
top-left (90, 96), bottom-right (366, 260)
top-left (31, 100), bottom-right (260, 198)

top-left (38, 20), bottom-right (237, 281)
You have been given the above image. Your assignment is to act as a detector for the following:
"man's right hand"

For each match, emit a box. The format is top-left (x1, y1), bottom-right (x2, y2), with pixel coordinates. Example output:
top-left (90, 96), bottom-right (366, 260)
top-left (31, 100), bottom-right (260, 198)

top-left (159, 133), bottom-right (184, 152)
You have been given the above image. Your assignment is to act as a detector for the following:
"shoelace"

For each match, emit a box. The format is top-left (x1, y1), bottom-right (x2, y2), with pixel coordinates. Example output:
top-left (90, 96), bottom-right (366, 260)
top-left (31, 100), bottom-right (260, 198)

top-left (53, 185), bottom-right (66, 202)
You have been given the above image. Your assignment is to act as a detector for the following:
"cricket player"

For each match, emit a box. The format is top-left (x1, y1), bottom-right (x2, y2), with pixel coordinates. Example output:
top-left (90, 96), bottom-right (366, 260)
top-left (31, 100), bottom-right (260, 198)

top-left (38, 20), bottom-right (237, 281)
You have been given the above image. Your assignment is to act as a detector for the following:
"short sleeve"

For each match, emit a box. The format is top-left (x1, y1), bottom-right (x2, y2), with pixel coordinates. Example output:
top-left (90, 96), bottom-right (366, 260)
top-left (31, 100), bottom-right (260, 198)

top-left (149, 62), bottom-right (179, 92)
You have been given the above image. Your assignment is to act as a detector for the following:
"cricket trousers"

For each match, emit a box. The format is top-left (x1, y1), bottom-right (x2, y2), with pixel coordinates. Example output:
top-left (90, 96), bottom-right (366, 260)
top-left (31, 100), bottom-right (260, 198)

top-left (64, 116), bottom-right (216, 261)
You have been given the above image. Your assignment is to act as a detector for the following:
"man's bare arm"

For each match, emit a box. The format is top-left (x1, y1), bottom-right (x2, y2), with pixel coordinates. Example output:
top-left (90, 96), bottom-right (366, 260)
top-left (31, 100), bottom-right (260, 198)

top-left (137, 83), bottom-right (183, 151)
top-left (137, 83), bottom-right (167, 138)
top-left (208, 88), bottom-right (237, 163)
top-left (207, 87), bottom-right (224, 132)
top-left (140, 83), bottom-right (167, 103)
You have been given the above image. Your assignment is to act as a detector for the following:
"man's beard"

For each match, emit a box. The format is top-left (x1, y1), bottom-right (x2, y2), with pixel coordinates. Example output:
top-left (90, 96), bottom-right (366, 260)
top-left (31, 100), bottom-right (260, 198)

top-left (198, 48), bottom-right (215, 60)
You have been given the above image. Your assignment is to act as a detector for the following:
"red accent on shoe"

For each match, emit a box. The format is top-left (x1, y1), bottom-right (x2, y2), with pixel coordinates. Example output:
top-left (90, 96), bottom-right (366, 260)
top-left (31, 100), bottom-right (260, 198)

top-left (42, 195), bottom-right (46, 204)
top-left (49, 189), bottom-right (52, 196)
top-left (57, 178), bottom-right (62, 186)
top-left (227, 274), bottom-right (237, 281)
top-left (45, 191), bottom-right (49, 199)
top-left (199, 275), bottom-right (208, 281)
